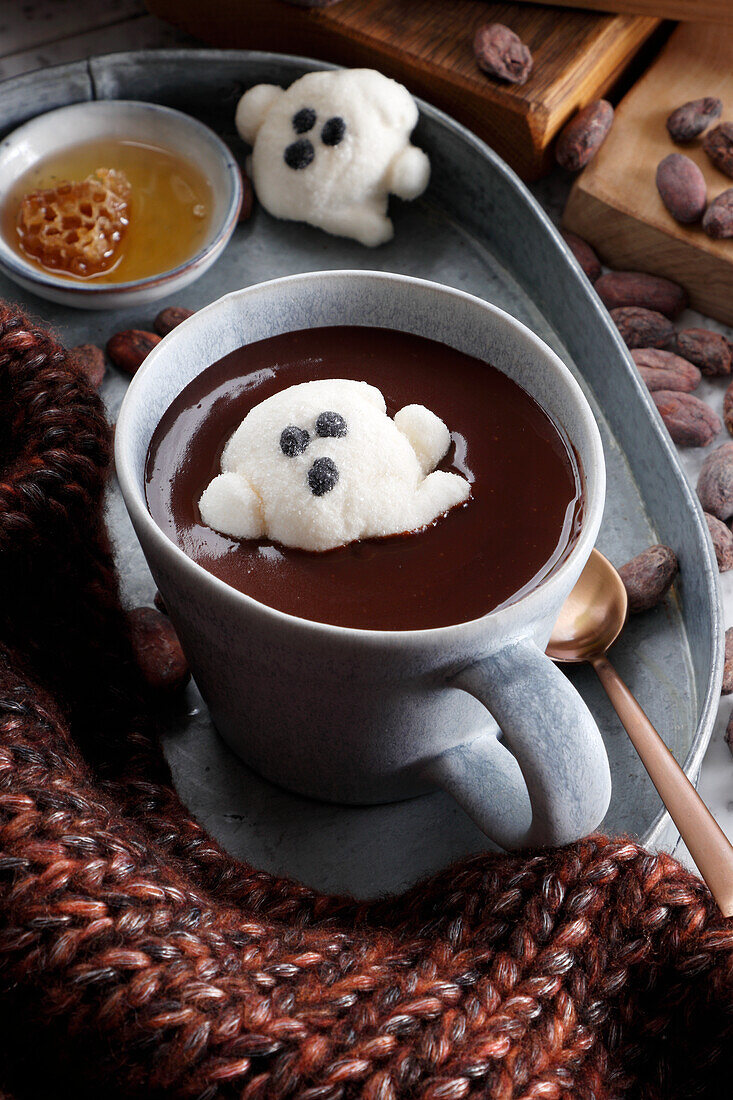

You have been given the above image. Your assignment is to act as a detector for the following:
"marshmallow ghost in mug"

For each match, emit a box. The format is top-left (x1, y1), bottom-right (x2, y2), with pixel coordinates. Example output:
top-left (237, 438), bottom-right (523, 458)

top-left (199, 379), bottom-right (471, 553)
top-left (235, 69), bottom-right (431, 246)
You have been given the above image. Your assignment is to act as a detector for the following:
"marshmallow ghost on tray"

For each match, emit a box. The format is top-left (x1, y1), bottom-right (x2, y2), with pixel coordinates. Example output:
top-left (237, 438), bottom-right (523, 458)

top-left (199, 380), bottom-right (471, 552)
top-left (235, 69), bottom-right (431, 246)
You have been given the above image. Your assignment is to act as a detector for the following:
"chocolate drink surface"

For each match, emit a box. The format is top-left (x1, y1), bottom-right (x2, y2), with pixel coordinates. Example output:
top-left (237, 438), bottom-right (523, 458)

top-left (145, 326), bottom-right (583, 630)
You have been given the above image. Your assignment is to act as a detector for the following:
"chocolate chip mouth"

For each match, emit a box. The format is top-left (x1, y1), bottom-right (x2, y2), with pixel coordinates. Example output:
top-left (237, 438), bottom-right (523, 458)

top-left (307, 456), bottom-right (339, 496)
top-left (284, 139), bottom-right (315, 170)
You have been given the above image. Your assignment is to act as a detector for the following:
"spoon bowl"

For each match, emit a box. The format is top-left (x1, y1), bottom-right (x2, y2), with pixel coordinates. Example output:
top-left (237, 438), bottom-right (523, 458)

top-left (547, 549), bottom-right (627, 662)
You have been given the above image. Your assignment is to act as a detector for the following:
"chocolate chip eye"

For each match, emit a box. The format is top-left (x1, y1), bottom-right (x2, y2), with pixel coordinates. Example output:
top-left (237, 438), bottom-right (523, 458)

top-left (315, 411), bottom-right (347, 438)
top-left (321, 117), bottom-right (346, 147)
top-left (307, 457), bottom-right (339, 496)
top-left (292, 107), bottom-right (316, 134)
top-left (280, 426), bottom-right (310, 457)
top-left (284, 139), bottom-right (315, 170)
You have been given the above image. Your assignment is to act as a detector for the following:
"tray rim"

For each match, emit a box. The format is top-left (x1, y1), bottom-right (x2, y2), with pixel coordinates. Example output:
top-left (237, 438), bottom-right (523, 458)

top-left (0, 46), bottom-right (723, 852)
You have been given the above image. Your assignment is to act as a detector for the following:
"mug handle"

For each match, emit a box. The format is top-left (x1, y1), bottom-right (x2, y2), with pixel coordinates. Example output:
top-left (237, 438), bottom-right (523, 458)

top-left (424, 640), bottom-right (612, 850)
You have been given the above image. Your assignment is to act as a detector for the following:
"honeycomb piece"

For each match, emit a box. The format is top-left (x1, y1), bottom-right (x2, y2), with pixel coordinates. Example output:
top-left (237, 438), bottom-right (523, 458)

top-left (17, 168), bottom-right (131, 277)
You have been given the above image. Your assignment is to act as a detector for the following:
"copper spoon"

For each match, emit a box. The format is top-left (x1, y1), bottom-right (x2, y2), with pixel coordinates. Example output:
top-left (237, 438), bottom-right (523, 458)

top-left (547, 548), bottom-right (733, 917)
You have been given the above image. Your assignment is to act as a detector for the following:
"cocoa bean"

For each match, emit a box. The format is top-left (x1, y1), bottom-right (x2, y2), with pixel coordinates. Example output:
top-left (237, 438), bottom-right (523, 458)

top-left (67, 343), bottom-right (106, 389)
top-left (473, 23), bottom-right (533, 85)
top-left (676, 328), bottom-right (732, 376)
top-left (666, 97), bottom-right (722, 144)
top-left (560, 230), bottom-right (601, 282)
top-left (697, 442), bottom-right (733, 520)
top-left (107, 330), bottom-right (161, 375)
top-left (703, 123), bottom-right (733, 179)
top-left (702, 188), bottom-right (733, 239)
top-left (154, 590), bottom-right (168, 615)
top-left (722, 381), bottom-right (733, 444)
top-left (723, 628), bottom-right (733, 695)
top-left (239, 168), bottom-right (254, 223)
top-left (631, 348), bottom-right (701, 393)
top-left (555, 100), bottom-right (614, 172)
top-left (656, 153), bottom-right (707, 224)
top-left (154, 307), bottom-right (194, 337)
top-left (610, 307), bottom-right (674, 350)
top-left (128, 606), bottom-right (189, 694)
top-left (704, 512), bottom-right (733, 572)
top-left (595, 271), bottom-right (687, 319)
top-left (652, 390), bottom-right (721, 447)
top-left (618, 545), bottom-right (678, 614)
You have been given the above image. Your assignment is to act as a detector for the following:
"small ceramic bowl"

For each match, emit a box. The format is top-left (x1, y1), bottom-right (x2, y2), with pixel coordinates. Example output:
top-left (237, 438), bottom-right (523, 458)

top-left (0, 100), bottom-right (242, 310)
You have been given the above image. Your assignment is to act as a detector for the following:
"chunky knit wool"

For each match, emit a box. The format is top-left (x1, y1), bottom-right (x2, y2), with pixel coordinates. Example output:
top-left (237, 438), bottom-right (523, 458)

top-left (0, 302), bottom-right (731, 1099)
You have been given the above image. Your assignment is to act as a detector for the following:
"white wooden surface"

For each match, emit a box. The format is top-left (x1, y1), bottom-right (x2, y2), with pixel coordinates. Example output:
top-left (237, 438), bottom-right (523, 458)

top-left (2, 1), bottom-right (732, 875)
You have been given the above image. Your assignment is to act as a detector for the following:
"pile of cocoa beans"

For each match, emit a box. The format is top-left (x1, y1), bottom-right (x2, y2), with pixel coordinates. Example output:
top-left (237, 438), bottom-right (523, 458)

top-left (561, 228), bottom-right (733, 714)
top-left (659, 97), bottom-right (733, 240)
top-left (559, 92), bottom-right (733, 723)
top-left (561, 231), bottom-right (733, 452)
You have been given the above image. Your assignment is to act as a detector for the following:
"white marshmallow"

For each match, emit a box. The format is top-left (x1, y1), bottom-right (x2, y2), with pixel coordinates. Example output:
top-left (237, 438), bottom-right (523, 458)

top-left (235, 69), bottom-right (431, 247)
top-left (199, 379), bottom-right (470, 552)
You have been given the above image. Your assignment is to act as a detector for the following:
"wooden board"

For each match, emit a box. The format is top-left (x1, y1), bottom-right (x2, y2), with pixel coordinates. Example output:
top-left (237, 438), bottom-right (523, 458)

top-left (504, 0), bottom-right (732, 25)
top-left (563, 23), bottom-right (733, 328)
top-left (146, 0), bottom-right (661, 181)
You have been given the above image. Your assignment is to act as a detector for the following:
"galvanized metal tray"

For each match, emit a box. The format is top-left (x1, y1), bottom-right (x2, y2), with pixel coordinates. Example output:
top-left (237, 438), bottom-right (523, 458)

top-left (0, 49), bottom-right (722, 897)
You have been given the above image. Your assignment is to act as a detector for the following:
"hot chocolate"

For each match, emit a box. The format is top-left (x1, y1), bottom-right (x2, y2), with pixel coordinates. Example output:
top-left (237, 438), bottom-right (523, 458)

top-left (145, 326), bottom-right (583, 630)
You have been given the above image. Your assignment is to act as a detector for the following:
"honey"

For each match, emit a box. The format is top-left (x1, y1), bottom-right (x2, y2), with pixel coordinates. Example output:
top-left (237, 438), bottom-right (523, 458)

top-left (2, 139), bottom-right (213, 283)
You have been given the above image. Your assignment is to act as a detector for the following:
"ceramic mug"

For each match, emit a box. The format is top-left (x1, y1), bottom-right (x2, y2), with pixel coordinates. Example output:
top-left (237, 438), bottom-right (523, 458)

top-left (116, 270), bottom-right (611, 849)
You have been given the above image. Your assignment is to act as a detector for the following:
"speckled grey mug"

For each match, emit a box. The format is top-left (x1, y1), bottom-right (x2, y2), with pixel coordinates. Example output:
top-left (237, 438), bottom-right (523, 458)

top-left (116, 271), bottom-right (611, 849)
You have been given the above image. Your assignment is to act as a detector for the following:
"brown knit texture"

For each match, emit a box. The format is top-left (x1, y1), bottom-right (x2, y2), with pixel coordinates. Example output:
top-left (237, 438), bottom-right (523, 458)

top-left (0, 301), bottom-right (731, 1099)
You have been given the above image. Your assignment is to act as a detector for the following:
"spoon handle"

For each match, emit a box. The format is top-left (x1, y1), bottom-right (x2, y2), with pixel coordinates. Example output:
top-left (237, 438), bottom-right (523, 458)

top-left (592, 654), bottom-right (733, 917)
